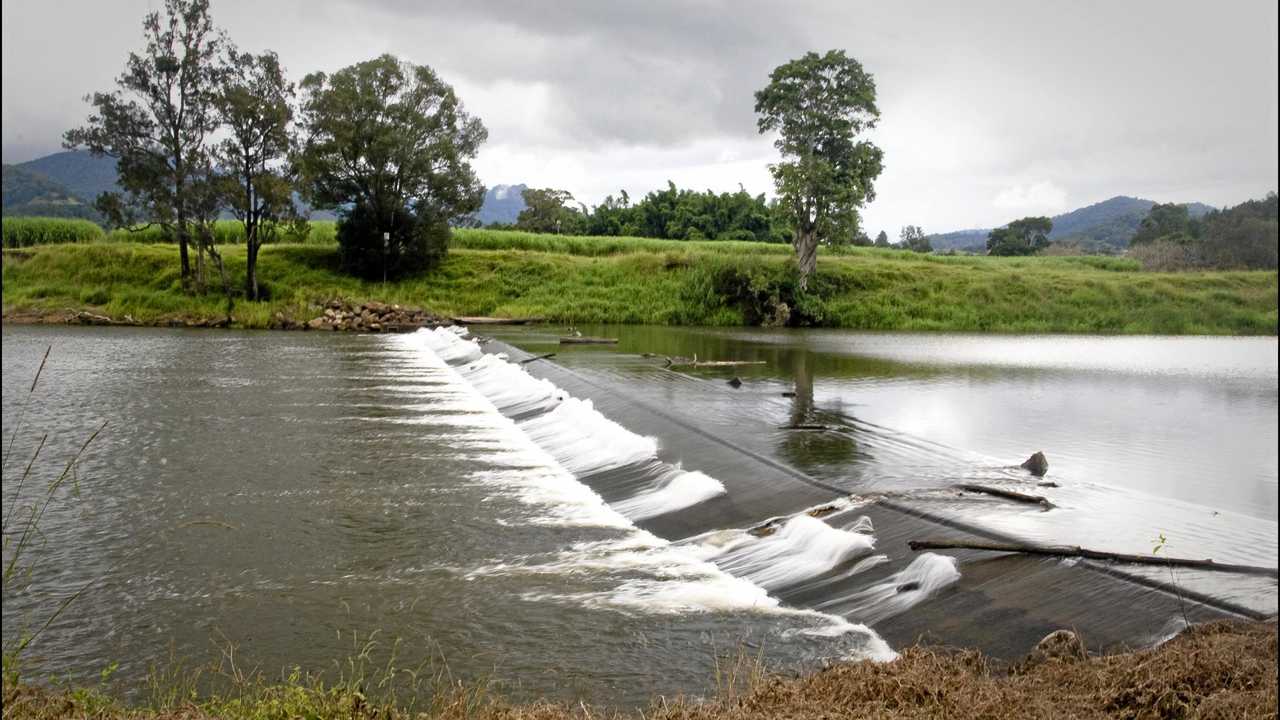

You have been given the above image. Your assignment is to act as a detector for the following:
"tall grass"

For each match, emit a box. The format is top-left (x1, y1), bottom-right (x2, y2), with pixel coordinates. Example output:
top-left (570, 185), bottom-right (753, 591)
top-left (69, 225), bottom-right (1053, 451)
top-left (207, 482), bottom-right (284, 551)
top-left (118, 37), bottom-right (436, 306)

top-left (2, 217), bottom-right (105, 247)
top-left (105, 220), bottom-right (334, 245)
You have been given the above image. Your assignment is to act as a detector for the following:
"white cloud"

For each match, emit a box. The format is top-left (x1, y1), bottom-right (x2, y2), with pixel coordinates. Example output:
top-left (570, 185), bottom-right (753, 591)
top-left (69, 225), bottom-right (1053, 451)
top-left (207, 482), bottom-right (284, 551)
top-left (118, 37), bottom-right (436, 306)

top-left (992, 181), bottom-right (1070, 213)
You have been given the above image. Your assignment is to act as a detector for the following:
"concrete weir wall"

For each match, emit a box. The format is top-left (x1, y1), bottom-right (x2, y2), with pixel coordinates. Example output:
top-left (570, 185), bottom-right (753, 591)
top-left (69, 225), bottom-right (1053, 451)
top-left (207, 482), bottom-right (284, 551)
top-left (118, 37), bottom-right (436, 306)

top-left (427, 329), bottom-right (1261, 660)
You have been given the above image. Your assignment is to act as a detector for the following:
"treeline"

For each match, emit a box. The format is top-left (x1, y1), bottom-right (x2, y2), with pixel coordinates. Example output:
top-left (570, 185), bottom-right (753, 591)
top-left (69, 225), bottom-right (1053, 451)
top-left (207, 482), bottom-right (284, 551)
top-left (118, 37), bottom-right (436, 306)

top-left (1127, 193), bottom-right (1277, 270)
top-left (491, 183), bottom-right (793, 244)
top-left (496, 184), bottom-right (939, 253)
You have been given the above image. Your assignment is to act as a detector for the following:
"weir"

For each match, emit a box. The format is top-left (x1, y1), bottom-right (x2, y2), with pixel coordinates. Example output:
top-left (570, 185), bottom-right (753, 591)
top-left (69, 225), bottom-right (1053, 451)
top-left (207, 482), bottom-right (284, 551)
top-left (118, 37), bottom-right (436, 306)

top-left (407, 327), bottom-right (1273, 661)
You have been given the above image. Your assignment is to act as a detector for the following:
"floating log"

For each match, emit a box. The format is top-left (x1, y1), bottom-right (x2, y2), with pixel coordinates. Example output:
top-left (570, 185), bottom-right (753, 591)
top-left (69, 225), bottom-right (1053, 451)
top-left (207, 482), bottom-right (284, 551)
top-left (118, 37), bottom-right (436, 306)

top-left (956, 483), bottom-right (1052, 507)
top-left (452, 316), bottom-right (541, 325)
top-left (669, 360), bottom-right (767, 368)
top-left (906, 538), bottom-right (1280, 578)
top-left (560, 336), bottom-right (618, 344)
top-left (519, 352), bottom-right (556, 364)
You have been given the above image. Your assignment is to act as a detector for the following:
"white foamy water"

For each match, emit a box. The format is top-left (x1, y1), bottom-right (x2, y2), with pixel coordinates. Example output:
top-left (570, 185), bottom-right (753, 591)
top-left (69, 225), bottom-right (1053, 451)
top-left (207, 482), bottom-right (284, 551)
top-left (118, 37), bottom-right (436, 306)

top-left (685, 515), bottom-right (878, 591)
top-left (611, 469), bottom-right (727, 521)
top-left (819, 553), bottom-right (962, 625)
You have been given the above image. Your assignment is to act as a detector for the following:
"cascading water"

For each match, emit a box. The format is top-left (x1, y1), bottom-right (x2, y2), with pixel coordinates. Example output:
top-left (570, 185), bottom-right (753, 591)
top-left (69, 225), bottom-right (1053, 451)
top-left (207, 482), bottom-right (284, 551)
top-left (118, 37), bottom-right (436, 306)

top-left (406, 326), bottom-right (961, 636)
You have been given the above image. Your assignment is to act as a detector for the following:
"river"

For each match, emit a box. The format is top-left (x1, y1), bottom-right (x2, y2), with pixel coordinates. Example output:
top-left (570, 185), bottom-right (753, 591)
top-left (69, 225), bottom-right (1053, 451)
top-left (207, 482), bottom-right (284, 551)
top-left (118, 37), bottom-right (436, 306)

top-left (2, 324), bottom-right (1275, 707)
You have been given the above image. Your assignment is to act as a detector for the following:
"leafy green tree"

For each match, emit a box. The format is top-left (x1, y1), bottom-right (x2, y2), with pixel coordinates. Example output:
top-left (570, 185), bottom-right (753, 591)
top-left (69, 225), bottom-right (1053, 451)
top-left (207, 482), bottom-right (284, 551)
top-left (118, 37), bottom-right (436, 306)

top-left (987, 216), bottom-right (1053, 256)
top-left (214, 48), bottom-right (297, 300)
top-left (64, 0), bottom-right (223, 291)
top-left (899, 225), bottom-right (932, 253)
top-left (516, 188), bottom-right (583, 234)
top-left (1131, 203), bottom-right (1198, 245)
top-left (295, 54), bottom-right (486, 279)
top-left (874, 230), bottom-right (890, 247)
top-left (755, 50), bottom-right (884, 287)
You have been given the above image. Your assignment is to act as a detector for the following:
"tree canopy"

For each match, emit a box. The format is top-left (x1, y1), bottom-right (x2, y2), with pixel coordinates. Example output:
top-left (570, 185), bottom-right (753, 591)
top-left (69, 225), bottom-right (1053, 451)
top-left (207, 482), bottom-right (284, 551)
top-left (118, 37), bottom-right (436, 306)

top-left (755, 49), bottom-right (884, 287)
top-left (64, 0), bottom-right (223, 290)
top-left (987, 217), bottom-right (1053, 256)
top-left (295, 54), bottom-right (487, 279)
top-left (899, 225), bottom-right (931, 253)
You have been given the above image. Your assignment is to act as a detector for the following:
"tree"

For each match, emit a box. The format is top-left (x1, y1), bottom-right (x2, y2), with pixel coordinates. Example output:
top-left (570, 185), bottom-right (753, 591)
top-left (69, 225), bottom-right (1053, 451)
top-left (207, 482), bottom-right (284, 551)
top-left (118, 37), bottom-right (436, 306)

top-left (986, 216), bottom-right (1053, 256)
top-left (899, 225), bottom-right (931, 253)
top-left (755, 50), bottom-right (884, 288)
top-left (516, 188), bottom-right (583, 234)
top-left (64, 0), bottom-right (223, 291)
top-left (1131, 203), bottom-right (1198, 245)
top-left (213, 48), bottom-right (298, 300)
top-left (874, 230), bottom-right (890, 247)
top-left (295, 55), bottom-right (486, 280)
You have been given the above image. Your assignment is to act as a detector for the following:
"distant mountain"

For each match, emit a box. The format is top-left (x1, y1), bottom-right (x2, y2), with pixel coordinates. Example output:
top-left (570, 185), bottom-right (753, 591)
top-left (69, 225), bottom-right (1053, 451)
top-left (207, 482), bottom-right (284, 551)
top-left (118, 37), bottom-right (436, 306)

top-left (1, 164), bottom-right (101, 221)
top-left (477, 183), bottom-right (527, 225)
top-left (17, 150), bottom-right (119, 204)
top-left (929, 195), bottom-right (1218, 251)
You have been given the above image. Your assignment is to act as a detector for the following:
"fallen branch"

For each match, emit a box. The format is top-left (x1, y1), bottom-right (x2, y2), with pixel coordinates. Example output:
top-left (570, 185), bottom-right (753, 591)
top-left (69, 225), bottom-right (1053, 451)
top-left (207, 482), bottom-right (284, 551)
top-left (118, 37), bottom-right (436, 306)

top-left (956, 483), bottom-right (1052, 507)
top-left (907, 538), bottom-right (1279, 577)
top-left (667, 360), bottom-right (767, 368)
top-left (780, 424), bottom-right (833, 431)
top-left (560, 336), bottom-right (618, 345)
top-left (519, 352), bottom-right (556, 365)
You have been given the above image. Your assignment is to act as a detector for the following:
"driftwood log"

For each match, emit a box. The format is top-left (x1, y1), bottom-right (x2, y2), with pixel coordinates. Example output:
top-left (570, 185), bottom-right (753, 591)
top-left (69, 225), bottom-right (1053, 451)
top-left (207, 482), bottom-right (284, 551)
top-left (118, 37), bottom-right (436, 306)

top-left (956, 483), bottom-right (1052, 507)
top-left (452, 316), bottom-right (542, 325)
top-left (666, 359), bottom-right (767, 368)
top-left (560, 336), bottom-right (618, 345)
top-left (519, 352), bottom-right (556, 364)
top-left (907, 539), bottom-right (1279, 578)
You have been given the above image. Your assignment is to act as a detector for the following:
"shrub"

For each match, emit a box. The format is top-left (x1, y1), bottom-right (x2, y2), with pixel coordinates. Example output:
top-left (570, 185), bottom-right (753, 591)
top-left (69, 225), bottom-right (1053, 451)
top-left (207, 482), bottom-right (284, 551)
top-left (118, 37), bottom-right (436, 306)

top-left (1, 217), bottom-right (104, 247)
top-left (336, 205), bottom-right (449, 280)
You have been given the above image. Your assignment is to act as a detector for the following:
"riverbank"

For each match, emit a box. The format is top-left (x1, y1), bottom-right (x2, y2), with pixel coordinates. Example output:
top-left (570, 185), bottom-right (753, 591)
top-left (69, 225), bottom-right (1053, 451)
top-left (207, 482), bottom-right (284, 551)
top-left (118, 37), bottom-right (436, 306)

top-left (4, 619), bottom-right (1275, 719)
top-left (3, 235), bottom-right (1276, 334)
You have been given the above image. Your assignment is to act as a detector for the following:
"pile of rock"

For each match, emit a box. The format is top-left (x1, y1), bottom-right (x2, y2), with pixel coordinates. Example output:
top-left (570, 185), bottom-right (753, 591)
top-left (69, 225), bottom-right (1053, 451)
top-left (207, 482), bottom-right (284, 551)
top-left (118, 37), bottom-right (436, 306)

top-left (295, 299), bottom-right (445, 332)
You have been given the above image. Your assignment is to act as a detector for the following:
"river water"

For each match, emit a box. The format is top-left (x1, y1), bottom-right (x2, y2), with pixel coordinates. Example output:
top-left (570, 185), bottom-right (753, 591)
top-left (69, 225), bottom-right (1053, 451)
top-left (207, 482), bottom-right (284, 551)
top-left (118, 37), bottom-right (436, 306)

top-left (2, 324), bottom-right (1276, 707)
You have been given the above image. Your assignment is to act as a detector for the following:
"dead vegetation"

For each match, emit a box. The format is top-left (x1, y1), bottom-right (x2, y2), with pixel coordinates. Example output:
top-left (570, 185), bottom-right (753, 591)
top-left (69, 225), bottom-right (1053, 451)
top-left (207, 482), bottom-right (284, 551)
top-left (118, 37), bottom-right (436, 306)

top-left (3, 619), bottom-right (1274, 720)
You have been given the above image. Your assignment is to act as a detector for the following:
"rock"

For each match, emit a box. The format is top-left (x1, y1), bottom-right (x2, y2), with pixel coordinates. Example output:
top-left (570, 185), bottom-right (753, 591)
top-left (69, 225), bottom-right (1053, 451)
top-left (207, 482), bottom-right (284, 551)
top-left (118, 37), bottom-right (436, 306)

top-left (1026, 629), bottom-right (1086, 665)
top-left (208, 317), bottom-right (229, 328)
top-left (307, 317), bottom-right (327, 330)
top-left (727, 377), bottom-right (743, 388)
top-left (896, 581), bottom-right (921, 593)
top-left (1020, 451), bottom-right (1049, 476)
top-left (782, 391), bottom-right (797, 398)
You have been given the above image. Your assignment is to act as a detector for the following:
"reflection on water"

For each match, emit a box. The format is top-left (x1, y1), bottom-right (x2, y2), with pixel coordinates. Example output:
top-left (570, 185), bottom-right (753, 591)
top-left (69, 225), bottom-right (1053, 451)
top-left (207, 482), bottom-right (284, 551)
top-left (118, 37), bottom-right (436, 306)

top-left (3, 323), bottom-right (1276, 708)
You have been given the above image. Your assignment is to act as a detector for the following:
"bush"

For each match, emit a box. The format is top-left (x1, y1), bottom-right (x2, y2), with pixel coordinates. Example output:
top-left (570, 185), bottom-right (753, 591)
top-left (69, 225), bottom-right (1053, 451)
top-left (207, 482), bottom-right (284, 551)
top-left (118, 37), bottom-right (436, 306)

top-left (336, 204), bottom-right (449, 280)
top-left (2, 217), bottom-right (104, 246)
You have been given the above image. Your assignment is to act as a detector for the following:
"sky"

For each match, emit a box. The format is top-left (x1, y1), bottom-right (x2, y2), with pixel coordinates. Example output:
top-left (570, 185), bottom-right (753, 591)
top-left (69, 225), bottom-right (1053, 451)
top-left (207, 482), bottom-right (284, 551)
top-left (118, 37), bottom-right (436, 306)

top-left (3, 0), bottom-right (1277, 233)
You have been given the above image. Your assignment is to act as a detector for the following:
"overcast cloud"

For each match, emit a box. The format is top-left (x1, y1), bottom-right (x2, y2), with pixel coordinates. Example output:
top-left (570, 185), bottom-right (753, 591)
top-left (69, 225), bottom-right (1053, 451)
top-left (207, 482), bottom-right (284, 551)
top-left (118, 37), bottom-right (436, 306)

top-left (3, 0), bottom-right (1276, 232)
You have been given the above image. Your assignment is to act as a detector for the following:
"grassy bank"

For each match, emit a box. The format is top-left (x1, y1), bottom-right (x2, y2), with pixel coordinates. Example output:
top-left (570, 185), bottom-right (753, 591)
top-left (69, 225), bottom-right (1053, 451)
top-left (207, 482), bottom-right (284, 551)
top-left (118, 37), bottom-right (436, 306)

top-left (2, 233), bottom-right (1276, 333)
top-left (4, 619), bottom-right (1276, 719)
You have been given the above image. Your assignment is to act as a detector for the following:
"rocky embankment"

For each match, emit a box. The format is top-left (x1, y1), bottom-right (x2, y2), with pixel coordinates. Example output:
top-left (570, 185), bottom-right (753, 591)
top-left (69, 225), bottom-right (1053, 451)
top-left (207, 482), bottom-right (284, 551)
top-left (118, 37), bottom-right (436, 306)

top-left (288, 299), bottom-right (445, 332)
top-left (6, 299), bottom-right (447, 332)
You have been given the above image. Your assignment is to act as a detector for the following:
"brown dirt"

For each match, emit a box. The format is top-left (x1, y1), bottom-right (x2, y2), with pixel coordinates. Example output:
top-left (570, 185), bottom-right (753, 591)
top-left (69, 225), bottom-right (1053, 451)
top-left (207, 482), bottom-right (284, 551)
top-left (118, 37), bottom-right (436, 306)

top-left (4, 619), bottom-right (1275, 720)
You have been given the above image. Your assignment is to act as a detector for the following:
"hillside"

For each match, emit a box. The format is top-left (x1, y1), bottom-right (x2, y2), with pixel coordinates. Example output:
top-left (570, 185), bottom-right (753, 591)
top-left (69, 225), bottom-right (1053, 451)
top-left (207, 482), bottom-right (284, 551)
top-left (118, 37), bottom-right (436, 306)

top-left (929, 195), bottom-right (1217, 252)
top-left (17, 150), bottom-right (119, 202)
top-left (1, 164), bottom-right (101, 221)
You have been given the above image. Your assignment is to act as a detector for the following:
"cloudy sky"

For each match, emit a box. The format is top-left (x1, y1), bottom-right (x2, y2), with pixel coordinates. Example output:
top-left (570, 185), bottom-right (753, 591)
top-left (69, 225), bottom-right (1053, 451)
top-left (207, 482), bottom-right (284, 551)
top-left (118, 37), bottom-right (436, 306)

top-left (3, 0), bottom-right (1277, 233)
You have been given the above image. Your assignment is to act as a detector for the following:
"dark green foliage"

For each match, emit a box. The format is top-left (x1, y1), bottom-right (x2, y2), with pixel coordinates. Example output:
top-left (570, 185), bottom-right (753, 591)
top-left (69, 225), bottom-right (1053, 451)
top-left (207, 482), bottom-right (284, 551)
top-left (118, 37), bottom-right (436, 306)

top-left (1130, 193), bottom-right (1277, 270)
top-left (1131, 203), bottom-right (1199, 245)
top-left (899, 225), bottom-right (932, 253)
top-left (987, 217), bottom-right (1053, 256)
top-left (755, 49), bottom-right (884, 286)
top-left (295, 54), bottom-right (486, 279)
top-left (874, 230), bottom-right (890, 248)
top-left (516, 188), bottom-right (584, 234)
top-left (336, 203), bottom-right (448, 280)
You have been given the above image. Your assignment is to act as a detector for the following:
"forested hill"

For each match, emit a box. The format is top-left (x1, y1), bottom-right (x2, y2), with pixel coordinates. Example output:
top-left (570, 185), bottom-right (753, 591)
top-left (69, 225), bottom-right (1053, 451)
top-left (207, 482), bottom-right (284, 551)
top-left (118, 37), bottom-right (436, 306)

top-left (929, 195), bottom-right (1217, 251)
top-left (1, 163), bottom-right (102, 220)
top-left (16, 150), bottom-right (120, 203)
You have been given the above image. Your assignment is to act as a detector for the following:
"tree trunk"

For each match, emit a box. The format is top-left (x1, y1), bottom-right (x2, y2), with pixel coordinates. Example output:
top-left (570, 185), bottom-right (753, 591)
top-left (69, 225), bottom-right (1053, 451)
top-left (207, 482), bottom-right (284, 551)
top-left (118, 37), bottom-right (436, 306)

top-left (177, 222), bottom-right (192, 293)
top-left (246, 240), bottom-right (259, 301)
top-left (907, 539), bottom-right (1278, 577)
top-left (794, 229), bottom-right (817, 290)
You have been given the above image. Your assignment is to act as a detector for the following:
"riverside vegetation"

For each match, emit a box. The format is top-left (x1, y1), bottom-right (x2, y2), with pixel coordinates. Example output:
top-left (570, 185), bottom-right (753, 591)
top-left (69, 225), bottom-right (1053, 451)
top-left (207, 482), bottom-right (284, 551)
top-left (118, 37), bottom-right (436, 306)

top-left (2, 225), bottom-right (1277, 334)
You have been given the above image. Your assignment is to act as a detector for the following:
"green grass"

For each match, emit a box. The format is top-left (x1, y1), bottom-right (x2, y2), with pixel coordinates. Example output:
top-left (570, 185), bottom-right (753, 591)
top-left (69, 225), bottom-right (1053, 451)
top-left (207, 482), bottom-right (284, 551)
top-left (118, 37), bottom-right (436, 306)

top-left (2, 231), bottom-right (1275, 334)
top-left (2, 217), bottom-right (105, 247)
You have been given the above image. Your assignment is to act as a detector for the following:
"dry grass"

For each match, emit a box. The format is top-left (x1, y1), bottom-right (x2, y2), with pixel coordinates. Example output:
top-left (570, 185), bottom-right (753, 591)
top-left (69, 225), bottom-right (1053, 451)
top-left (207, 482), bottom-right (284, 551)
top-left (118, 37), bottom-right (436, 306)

top-left (3, 620), bottom-right (1274, 720)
